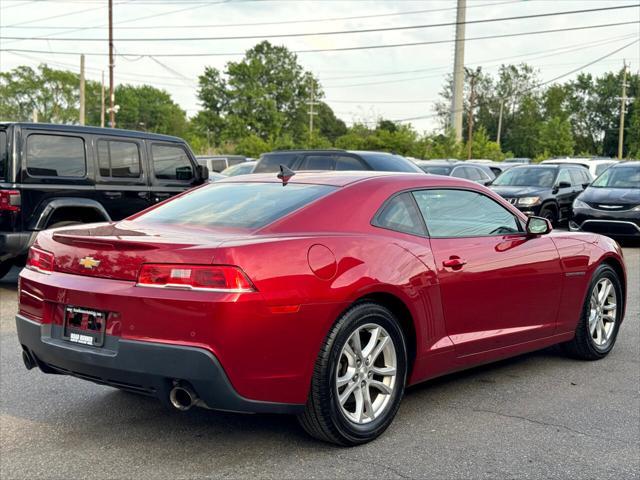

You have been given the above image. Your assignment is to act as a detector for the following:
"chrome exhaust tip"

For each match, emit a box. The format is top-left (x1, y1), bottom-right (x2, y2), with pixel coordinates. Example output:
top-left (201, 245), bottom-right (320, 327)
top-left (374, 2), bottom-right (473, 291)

top-left (169, 384), bottom-right (196, 411)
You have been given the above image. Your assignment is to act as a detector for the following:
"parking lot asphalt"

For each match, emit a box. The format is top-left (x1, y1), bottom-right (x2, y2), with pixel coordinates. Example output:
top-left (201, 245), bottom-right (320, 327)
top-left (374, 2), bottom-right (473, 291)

top-left (1, 247), bottom-right (638, 480)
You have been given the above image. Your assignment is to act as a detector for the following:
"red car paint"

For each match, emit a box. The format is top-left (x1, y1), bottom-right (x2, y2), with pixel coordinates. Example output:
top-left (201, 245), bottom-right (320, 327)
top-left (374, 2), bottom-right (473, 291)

top-left (18, 172), bottom-right (626, 405)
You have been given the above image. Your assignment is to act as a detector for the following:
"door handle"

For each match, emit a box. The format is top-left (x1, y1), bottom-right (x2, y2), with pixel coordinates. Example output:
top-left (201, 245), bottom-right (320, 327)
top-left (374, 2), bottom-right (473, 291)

top-left (103, 191), bottom-right (122, 199)
top-left (442, 256), bottom-right (467, 269)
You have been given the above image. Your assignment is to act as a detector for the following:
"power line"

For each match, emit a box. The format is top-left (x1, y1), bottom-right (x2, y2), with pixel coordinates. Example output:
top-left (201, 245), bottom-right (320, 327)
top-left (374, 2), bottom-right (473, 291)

top-left (0, 0), bottom-right (518, 29)
top-left (2, 20), bottom-right (637, 57)
top-left (3, 4), bottom-right (638, 42)
top-left (392, 37), bottom-right (640, 123)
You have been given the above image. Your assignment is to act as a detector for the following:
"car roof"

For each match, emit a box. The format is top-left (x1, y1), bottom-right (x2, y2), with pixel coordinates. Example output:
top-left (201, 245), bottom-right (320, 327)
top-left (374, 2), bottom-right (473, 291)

top-left (1, 122), bottom-right (186, 143)
top-left (542, 158), bottom-right (618, 166)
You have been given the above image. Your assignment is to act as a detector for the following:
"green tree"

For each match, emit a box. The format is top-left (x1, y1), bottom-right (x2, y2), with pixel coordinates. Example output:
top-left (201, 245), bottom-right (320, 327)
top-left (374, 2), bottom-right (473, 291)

top-left (466, 127), bottom-right (505, 160)
top-left (538, 116), bottom-right (575, 156)
top-left (0, 65), bottom-right (80, 123)
top-left (87, 84), bottom-right (188, 136)
top-left (235, 134), bottom-right (271, 158)
top-left (626, 95), bottom-right (640, 159)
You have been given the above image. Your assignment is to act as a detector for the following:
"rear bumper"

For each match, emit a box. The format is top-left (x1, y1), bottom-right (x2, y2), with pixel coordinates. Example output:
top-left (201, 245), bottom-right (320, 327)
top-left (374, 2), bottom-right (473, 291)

top-left (16, 314), bottom-right (303, 414)
top-left (0, 231), bottom-right (34, 262)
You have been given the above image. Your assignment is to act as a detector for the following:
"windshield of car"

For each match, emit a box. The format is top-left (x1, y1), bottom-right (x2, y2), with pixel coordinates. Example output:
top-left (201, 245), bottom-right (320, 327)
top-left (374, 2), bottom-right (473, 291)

top-left (222, 162), bottom-right (254, 176)
top-left (0, 130), bottom-right (7, 181)
top-left (492, 167), bottom-right (557, 188)
top-left (135, 182), bottom-right (336, 229)
top-left (419, 165), bottom-right (453, 175)
top-left (591, 166), bottom-right (640, 189)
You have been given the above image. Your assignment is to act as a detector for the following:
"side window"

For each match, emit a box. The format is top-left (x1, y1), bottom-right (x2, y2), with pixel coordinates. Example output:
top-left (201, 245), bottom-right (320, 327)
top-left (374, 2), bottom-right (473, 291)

top-left (0, 130), bottom-right (7, 181)
top-left (582, 169), bottom-right (593, 183)
top-left (374, 193), bottom-right (425, 236)
top-left (556, 169), bottom-right (571, 186)
top-left (253, 153), bottom-right (297, 173)
top-left (568, 168), bottom-right (584, 186)
top-left (151, 144), bottom-right (193, 181)
top-left (335, 155), bottom-right (367, 171)
top-left (467, 167), bottom-right (484, 181)
top-left (26, 134), bottom-right (86, 177)
top-left (450, 166), bottom-right (469, 179)
top-left (97, 140), bottom-right (141, 178)
top-left (413, 189), bottom-right (521, 237)
top-left (300, 155), bottom-right (334, 170)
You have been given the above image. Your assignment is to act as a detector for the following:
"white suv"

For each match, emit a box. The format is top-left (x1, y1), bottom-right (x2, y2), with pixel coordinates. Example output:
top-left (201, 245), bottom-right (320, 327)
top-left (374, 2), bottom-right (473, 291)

top-left (541, 157), bottom-right (617, 179)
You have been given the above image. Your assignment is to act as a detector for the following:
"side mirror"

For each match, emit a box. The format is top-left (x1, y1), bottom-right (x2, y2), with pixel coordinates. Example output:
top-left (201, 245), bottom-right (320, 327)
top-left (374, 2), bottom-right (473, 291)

top-left (526, 216), bottom-right (552, 236)
top-left (582, 182), bottom-right (591, 189)
top-left (197, 165), bottom-right (209, 182)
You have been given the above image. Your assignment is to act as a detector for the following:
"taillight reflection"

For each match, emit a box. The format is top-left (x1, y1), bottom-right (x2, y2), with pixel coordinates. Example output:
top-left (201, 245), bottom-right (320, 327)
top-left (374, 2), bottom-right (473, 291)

top-left (137, 264), bottom-right (255, 292)
top-left (26, 247), bottom-right (55, 274)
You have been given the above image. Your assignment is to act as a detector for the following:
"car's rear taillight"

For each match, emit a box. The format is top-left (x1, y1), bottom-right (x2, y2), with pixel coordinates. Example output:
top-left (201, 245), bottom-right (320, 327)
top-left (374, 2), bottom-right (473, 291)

top-left (137, 264), bottom-right (255, 292)
top-left (26, 247), bottom-right (55, 274)
top-left (0, 190), bottom-right (20, 212)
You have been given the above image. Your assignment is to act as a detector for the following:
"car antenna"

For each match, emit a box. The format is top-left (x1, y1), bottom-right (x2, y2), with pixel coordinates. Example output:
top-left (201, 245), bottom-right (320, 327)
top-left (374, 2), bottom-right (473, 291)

top-left (277, 165), bottom-right (296, 186)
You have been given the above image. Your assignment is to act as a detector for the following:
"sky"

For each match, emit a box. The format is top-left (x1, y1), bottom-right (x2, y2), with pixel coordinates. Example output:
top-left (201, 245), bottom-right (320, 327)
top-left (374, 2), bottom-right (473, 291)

top-left (0, 0), bottom-right (639, 133)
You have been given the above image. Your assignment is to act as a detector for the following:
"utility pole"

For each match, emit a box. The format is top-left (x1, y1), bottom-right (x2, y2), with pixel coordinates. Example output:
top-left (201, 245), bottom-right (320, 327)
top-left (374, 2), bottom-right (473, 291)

top-left (618, 61), bottom-right (628, 159)
top-left (108, 0), bottom-right (115, 128)
top-left (79, 54), bottom-right (85, 125)
top-left (450, 0), bottom-right (466, 142)
top-left (496, 98), bottom-right (504, 146)
top-left (100, 71), bottom-right (105, 128)
top-left (466, 67), bottom-right (481, 160)
top-left (307, 79), bottom-right (318, 146)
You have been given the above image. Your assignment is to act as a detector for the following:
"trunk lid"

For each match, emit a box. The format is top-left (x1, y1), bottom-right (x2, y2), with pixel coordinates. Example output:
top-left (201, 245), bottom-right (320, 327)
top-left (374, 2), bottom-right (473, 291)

top-left (38, 220), bottom-right (250, 281)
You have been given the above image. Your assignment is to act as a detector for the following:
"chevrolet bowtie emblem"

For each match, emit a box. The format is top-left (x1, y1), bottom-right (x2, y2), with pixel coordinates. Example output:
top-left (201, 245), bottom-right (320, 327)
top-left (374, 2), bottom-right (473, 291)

top-left (79, 256), bottom-right (100, 269)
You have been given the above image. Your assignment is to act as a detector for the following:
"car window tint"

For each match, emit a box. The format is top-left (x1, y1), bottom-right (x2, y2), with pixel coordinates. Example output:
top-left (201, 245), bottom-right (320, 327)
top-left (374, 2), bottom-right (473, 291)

top-left (468, 167), bottom-right (484, 181)
top-left (253, 153), bottom-right (297, 173)
top-left (98, 140), bottom-right (141, 178)
top-left (592, 166), bottom-right (640, 188)
top-left (374, 192), bottom-right (425, 236)
top-left (450, 167), bottom-right (469, 179)
top-left (492, 167), bottom-right (557, 187)
top-left (136, 182), bottom-right (336, 230)
top-left (595, 163), bottom-right (614, 176)
top-left (413, 189), bottom-right (521, 237)
top-left (300, 155), bottom-right (335, 170)
top-left (0, 130), bottom-right (7, 181)
top-left (26, 134), bottom-right (86, 177)
top-left (357, 152), bottom-right (423, 172)
top-left (151, 144), bottom-right (193, 181)
top-left (568, 168), bottom-right (584, 186)
top-left (557, 169), bottom-right (572, 186)
top-left (335, 155), bottom-right (366, 171)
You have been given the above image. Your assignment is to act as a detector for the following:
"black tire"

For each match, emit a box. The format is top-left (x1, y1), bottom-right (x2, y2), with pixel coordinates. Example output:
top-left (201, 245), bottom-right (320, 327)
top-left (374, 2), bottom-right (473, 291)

top-left (47, 221), bottom-right (82, 230)
top-left (539, 204), bottom-right (557, 226)
top-left (561, 264), bottom-right (623, 360)
top-left (0, 260), bottom-right (14, 279)
top-left (298, 302), bottom-right (407, 446)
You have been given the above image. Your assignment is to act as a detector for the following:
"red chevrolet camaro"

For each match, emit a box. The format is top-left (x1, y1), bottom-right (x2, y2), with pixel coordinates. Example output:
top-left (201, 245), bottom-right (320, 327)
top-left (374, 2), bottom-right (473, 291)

top-left (17, 171), bottom-right (626, 445)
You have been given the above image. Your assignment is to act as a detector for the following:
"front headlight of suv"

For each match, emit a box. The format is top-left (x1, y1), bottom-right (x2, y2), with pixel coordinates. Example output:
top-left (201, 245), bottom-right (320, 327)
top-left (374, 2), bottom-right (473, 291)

top-left (517, 196), bottom-right (541, 207)
top-left (632, 205), bottom-right (640, 211)
top-left (573, 198), bottom-right (589, 209)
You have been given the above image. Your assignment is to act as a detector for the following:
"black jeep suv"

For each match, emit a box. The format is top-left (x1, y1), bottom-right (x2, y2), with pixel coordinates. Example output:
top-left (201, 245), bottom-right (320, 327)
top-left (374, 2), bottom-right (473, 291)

top-left (0, 123), bottom-right (207, 278)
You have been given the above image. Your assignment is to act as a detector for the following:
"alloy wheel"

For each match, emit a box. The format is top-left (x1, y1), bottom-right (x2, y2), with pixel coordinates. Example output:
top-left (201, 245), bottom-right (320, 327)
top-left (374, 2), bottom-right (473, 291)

top-left (588, 278), bottom-right (617, 348)
top-left (335, 323), bottom-right (397, 424)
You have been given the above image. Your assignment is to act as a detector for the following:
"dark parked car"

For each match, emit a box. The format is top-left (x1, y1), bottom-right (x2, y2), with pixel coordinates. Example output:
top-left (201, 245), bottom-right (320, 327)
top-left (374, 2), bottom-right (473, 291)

top-left (0, 123), bottom-right (206, 278)
top-left (570, 162), bottom-right (640, 238)
top-left (253, 150), bottom-right (423, 174)
top-left (490, 164), bottom-right (591, 224)
top-left (415, 160), bottom-right (495, 185)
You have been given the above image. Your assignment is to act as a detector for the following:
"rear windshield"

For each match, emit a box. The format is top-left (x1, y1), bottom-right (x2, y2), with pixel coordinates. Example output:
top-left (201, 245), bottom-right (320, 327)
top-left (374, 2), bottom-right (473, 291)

top-left (0, 130), bottom-right (7, 181)
top-left (253, 153), bottom-right (297, 173)
top-left (136, 182), bottom-right (336, 229)
top-left (358, 153), bottom-right (423, 173)
top-left (420, 165), bottom-right (453, 175)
